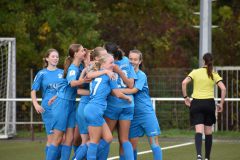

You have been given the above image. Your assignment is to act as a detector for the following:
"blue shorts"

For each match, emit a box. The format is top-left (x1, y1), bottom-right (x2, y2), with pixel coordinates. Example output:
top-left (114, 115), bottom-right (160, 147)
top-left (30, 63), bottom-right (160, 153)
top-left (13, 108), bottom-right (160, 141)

top-left (76, 102), bottom-right (88, 134)
top-left (41, 108), bottom-right (53, 135)
top-left (51, 98), bottom-right (76, 132)
top-left (129, 112), bottom-right (161, 138)
top-left (104, 107), bottom-right (134, 120)
top-left (84, 103), bottom-right (106, 127)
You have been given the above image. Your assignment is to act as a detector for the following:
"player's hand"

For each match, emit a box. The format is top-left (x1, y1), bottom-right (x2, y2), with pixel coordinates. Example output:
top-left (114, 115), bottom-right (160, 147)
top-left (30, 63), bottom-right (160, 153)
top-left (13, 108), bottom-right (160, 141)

top-left (216, 103), bottom-right (224, 112)
top-left (48, 96), bottom-right (57, 106)
top-left (184, 97), bottom-right (191, 107)
top-left (113, 65), bottom-right (121, 74)
top-left (126, 96), bottom-right (132, 103)
top-left (34, 104), bottom-right (45, 114)
top-left (84, 76), bottom-right (92, 83)
top-left (105, 70), bottom-right (116, 80)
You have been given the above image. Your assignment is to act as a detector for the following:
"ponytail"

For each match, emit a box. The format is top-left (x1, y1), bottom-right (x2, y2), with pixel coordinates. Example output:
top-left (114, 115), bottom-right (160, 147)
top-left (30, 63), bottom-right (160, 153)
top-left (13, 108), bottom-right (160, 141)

top-left (104, 42), bottom-right (123, 60)
top-left (63, 56), bottom-right (73, 78)
top-left (203, 53), bottom-right (213, 80)
top-left (43, 58), bottom-right (48, 68)
top-left (63, 44), bottom-right (82, 78)
top-left (88, 61), bottom-right (101, 72)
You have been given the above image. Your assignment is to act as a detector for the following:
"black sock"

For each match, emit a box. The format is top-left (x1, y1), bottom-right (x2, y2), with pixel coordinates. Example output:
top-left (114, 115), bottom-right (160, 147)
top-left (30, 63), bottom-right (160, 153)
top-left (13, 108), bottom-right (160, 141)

top-left (195, 133), bottom-right (202, 158)
top-left (205, 134), bottom-right (212, 159)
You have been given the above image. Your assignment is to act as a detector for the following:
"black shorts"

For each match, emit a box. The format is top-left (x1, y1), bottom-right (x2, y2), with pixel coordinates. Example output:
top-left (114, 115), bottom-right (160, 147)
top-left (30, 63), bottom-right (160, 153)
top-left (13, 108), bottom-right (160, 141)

top-left (190, 98), bottom-right (216, 126)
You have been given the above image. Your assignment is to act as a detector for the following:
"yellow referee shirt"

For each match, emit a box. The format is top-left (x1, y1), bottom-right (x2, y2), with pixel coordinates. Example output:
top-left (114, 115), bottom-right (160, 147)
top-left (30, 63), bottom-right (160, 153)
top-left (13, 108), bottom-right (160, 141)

top-left (188, 67), bottom-right (222, 99)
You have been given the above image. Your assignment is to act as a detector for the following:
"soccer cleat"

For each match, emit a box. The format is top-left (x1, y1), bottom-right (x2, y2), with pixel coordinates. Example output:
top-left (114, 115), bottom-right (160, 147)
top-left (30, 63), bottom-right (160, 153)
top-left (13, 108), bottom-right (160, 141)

top-left (197, 155), bottom-right (202, 160)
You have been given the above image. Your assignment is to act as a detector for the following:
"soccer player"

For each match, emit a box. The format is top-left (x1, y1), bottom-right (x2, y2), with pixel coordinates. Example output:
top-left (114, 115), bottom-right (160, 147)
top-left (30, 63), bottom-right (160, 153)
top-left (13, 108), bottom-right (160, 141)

top-left (121, 49), bottom-right (162, 160)
top-left (104, 43), bottom-right (136, 160)
top-left (46, 44), bottom-right (87, 160)
top-left (31, 48), bottom-right (63, 159)
top-left (73, 47), bottom-right (109, 160)
top-left (104, 43), bottom-right (137, 160)
top-left (182, 53), bottom-right (226, 160)
top-left (84, 54), bottom-right (132, 160)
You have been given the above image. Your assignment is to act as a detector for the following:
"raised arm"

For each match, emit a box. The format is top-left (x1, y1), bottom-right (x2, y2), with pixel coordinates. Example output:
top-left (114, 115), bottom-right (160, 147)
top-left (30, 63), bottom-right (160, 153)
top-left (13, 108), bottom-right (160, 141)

top-left (86, 70), bottom-right (115, 80)
top-left (182, 77), bottom-right (192, 107)
top-left (113, 65), bottom-right (134, 88)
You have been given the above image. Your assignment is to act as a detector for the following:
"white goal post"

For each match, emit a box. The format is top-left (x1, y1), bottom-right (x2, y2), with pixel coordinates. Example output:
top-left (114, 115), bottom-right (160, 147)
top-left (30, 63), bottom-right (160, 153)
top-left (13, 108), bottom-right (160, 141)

top-left (0, 38), bottom-right (16, 139)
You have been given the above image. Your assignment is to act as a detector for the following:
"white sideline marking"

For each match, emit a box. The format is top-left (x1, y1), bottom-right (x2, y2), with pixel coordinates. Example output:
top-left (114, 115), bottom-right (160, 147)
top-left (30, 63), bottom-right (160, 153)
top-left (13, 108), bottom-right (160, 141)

top-left (107, 142), bottom-right (194, 160)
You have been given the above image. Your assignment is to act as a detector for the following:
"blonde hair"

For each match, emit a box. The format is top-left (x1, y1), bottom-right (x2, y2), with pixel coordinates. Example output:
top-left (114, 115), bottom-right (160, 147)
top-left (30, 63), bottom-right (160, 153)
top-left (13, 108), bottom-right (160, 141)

top-left (91, 47), bottom-right (106, 60)
top-left (88, 54), bottom-right (113, 72)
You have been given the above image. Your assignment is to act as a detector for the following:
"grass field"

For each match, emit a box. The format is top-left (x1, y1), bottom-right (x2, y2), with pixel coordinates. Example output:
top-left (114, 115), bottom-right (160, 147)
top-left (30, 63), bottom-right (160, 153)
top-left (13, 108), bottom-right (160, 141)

top-left (1, 130), bottom-right (240, 160)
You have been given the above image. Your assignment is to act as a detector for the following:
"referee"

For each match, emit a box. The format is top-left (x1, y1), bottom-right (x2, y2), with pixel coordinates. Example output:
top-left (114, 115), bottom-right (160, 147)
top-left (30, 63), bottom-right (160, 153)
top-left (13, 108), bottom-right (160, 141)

top-left (182, 53), bottom-right (226, 160)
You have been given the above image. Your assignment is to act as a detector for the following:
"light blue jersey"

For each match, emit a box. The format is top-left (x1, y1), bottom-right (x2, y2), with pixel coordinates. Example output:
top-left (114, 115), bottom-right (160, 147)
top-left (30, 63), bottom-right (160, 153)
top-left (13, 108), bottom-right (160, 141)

top-left (129, 69), bottom-right (161, 138)
top-left (32, 68), bottom-right (64, 109)
top-left (107, 56), bottom-right (137, 108)
top-left (89, 74), bottom-right (118, 107)
top-left (84, 74), bottom-right (118, 126)
top-left (57, 64), bottom-right (84, 101)
top-left (134, 70), bottom-right (154, 114)
top-left (31, 68), bottom-right (63, 135)
top-left (51, 63), bottom-right (84, 132)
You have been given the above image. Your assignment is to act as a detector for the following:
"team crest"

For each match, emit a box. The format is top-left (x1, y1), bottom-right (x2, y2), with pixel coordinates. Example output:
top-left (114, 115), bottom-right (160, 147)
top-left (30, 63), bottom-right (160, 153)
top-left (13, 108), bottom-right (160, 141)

top-left (69, 70), bottom-right (76, 76)
top-left (58, 73), bottom-right (63, 78)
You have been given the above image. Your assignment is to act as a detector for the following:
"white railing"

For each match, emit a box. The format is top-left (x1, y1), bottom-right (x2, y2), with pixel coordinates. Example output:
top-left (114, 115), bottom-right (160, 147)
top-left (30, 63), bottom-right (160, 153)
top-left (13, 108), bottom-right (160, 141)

top-left (0, 97), bottom-right (239, 126)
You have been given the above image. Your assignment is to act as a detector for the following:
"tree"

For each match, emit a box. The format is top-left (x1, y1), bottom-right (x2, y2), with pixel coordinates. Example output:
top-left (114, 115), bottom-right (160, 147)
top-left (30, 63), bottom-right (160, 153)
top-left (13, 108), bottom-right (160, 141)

top-left (0, 0), bottom-right (102, 97)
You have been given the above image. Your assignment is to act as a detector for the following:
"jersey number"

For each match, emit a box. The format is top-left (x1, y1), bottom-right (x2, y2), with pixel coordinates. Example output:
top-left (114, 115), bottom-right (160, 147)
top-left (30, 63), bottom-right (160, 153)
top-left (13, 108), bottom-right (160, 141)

top-left (91, 78), bottom-right (102, 96)
top-left (117, 70), bottom-right (127, 88)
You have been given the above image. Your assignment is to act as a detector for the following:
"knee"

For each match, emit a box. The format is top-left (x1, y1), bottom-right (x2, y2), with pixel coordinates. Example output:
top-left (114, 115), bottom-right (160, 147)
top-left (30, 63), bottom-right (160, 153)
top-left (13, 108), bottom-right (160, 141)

top-left (47, 135), bottom-right (53, 144)
top-left (148, 136), bottom-right (159, 149)
top-left (105, 134), bottom-right (113, 143)
top-left (119, 135), bottom-right (129, 143)
top-left (204, 126), bottom-right (213, 135)
top-left (53, 136), bottom-right (63, 146)
top-left (204, 130), bottom-right (212, 135)
top-left (131, 142), bottom-right (138, 150)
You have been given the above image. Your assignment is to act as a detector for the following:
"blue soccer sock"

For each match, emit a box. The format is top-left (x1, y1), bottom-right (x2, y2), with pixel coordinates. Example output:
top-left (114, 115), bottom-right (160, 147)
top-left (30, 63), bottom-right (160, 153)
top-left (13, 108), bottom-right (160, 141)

top-left (119, 154), bottom-right (125, 160)
top-left (87, 143), bottom-right (98, 160)
top-left (46, 144), bottom-right (59, 160)
top-left (97, 142), bottom-right (110, 160)
top-left (122, 141), bottom-right (134, 160)
top-left (151, 146), bottom-right (162, 160)
top-left (73, 144), bottom-right (88, 160)
top-left (134, 149), bottom-right (137, 160)
top-left (56, 145), bottom-right (62, 159)
top-left (45, 145), bottom-right (49, 159)
top-left (61, 145), bottom-right (72, 160)
top-left (72, 145), bottom-right (79, 154)
top-left (97, 139), bottom-right (110, 157)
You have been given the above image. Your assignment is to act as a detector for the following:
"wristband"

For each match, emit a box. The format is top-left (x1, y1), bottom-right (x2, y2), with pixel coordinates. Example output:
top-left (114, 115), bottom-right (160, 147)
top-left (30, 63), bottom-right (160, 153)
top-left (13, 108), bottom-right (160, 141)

top-left (183, 96), bottom-right (188, 99)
